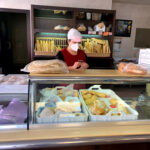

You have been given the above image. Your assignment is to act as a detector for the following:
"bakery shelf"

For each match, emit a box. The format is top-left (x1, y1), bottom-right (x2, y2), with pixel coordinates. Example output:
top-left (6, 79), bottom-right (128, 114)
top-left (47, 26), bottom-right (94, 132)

top-left (34, 51), bottom-right (110, 58)
top-left (34, 8), bottom-right (73, 20)
top-left (34, 29), bottom-right (69, 34)
top-left (34, 31), bottom-right (112, 40)
top-left (35, 16), bottom-right (73, 21)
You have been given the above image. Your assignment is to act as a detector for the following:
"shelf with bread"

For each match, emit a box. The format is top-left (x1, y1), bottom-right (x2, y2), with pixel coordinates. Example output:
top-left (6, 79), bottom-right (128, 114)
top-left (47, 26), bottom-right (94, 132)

top-left (34, 36), bottom-right (111, 58)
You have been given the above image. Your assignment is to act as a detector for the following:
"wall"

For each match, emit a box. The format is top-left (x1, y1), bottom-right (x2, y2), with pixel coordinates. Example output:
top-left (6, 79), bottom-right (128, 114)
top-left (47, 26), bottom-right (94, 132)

top-left (0, 0), bottom-right (112, 10)
top-left (112, 2), bottom-right (150, 60)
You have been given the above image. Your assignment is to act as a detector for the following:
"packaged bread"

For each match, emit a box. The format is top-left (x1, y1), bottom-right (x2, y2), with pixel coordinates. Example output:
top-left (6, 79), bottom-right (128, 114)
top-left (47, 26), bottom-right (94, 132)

top-left (21, 59), bottom-right (69, 74)
top-left (118, 62), bottom-right (147, 75)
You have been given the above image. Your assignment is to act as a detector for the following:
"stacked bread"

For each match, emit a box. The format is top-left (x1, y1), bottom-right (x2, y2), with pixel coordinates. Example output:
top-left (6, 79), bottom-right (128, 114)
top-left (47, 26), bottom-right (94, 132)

top-left (22, 59), bottom-right (69, 74)
top-left (118, 62), bottom-right (147, 75)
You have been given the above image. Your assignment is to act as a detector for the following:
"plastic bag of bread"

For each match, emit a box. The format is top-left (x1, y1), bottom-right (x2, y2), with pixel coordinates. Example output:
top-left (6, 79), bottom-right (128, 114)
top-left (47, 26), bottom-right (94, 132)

top-left (118, 62), bottom-right (147, 75)
top-left (21, 59), bottom-right (69, 74)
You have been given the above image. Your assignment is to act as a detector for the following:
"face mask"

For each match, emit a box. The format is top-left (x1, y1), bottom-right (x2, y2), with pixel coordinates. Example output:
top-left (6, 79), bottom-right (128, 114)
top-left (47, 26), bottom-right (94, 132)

top-left (71, 43), bottom-right (79, 52)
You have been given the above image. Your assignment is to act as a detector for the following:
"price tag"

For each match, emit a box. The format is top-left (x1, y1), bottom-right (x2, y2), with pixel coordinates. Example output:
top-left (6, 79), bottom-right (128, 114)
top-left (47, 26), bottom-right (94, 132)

top-left (138, 49), bottom-right (150, 67)
top-left (138, 49), bottom-right (150, 74)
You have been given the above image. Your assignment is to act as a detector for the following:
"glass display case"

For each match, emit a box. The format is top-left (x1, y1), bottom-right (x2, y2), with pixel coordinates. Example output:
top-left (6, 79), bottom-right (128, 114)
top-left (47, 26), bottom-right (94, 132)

top-left (28, 70), bottom-right (150, 126)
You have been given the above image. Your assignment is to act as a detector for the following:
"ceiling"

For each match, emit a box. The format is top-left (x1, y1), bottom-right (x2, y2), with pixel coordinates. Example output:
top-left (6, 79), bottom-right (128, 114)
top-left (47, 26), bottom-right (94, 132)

top-left (112, 0), bottom-right (150, 5)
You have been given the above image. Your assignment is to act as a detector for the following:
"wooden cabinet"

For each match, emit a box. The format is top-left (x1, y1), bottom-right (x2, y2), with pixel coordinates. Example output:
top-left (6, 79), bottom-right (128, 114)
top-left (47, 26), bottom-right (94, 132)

top-left (31, 5), bottom-right (116, 68)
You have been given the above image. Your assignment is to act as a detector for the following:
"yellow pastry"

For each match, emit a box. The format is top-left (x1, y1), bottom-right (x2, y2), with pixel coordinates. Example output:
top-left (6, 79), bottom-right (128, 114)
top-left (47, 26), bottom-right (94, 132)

top-left (110, 98), bottom-right (118, 106)
top-left (81, 90), bottom-right (89, 95)
top-left (95, 92), bottom-right (106, 98)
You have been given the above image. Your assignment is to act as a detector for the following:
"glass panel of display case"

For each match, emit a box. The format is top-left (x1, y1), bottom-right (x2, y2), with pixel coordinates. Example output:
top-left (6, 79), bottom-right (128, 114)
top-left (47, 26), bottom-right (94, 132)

top-left (0, 94), bottom-right (28, 127)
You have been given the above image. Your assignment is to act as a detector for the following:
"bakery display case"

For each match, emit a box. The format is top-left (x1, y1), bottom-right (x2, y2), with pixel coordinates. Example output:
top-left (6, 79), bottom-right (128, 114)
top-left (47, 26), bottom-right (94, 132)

top-left (28, 70), bottom-right (150, 126)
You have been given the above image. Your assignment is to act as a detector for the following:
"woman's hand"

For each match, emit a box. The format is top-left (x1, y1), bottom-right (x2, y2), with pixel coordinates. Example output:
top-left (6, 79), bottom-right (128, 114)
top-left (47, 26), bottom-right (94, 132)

top-left (68, 62), bottom-right (81, 70)
top-left (80, 62), bottom-right (89, 69)
top-left (68, 62), bottom-right (89, 70)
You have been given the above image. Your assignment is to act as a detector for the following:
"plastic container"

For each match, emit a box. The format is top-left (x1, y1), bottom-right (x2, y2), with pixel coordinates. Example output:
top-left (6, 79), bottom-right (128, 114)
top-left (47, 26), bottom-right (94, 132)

top-left (79, 85), bottom-right (138, 121)
top-left (36, 86), bottom-right (88, 123)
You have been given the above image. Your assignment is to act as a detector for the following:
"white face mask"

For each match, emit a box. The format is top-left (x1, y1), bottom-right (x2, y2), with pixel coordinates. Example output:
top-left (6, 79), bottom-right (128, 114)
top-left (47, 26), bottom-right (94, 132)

top-left (71, 43), bottom-right (79, 52)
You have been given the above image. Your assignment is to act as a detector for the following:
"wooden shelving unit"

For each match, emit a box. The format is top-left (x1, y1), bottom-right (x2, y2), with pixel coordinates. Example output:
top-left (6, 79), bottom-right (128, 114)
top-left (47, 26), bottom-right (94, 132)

top-left (31, 5), bottom-right (116, 68)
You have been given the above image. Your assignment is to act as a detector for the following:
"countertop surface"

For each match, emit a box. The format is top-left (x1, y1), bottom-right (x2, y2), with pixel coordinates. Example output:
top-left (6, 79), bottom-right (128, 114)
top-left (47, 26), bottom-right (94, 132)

top-left (30, 69), bottom-right (150, 78)
top-left (1, 121), bottom-right (150, 149)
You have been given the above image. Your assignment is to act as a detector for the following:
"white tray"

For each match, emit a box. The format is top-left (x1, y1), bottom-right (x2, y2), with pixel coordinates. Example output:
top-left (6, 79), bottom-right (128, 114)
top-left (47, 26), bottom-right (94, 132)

top-left (36, 86), bottom-right (88, 124)
top-left (79, 85), bottom-right (138, 121)
top-left (36, 104), bottom-right (88, 124)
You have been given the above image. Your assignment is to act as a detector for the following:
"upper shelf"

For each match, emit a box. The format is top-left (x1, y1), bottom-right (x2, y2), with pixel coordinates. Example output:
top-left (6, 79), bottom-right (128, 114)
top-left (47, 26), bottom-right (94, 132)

top-left (34, 9), bottom-right (73, 20)
top-left (34, 30), bottom-right (113, 40)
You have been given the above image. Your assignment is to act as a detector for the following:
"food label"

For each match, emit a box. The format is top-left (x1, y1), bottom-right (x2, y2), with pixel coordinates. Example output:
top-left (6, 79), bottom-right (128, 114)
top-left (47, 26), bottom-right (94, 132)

top-left (138, 49), bottom-right (150, 73)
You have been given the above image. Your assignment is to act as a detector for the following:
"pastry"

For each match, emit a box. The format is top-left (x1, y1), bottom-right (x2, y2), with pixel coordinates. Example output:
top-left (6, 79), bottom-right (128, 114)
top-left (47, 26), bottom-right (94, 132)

top-left (54, 25), bottom-right (64, 30)
top-left (81, 90), bottom-right (89, 95)
top-left (110, 98), bottom-right (118, 106)
top-left (95, 92), bottom-right (107, 98)
top-left (89, 100), bottom-right (106, 115)
top-left (77, 24), bottom-right (86, 31)
top-left (63, 26), bottom-right (70, 31)
top-left (117, 104), bottom-right (129, 114)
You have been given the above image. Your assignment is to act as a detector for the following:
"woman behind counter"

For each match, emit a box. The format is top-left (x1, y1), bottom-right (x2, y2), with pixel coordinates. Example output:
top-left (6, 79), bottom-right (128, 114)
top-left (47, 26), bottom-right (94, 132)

top-left (56, 28), bottom-right (89, 70)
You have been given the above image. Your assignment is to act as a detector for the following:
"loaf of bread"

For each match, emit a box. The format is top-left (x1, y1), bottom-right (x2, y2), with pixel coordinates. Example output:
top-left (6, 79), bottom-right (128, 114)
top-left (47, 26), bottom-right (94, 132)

top-left (22, 59), bottom-right (69, 74)
top-left (118, 62), bottom-right (147, 75)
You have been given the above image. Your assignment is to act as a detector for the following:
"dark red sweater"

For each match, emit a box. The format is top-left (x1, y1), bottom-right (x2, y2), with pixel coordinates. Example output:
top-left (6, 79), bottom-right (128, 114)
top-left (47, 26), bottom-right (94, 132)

top-left (56, 48), bottom-right (86, 66)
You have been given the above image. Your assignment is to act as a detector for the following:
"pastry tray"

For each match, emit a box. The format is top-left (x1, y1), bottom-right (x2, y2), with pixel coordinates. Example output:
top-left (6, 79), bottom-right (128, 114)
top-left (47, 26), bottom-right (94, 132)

top-left (79, 85), bottom-right (138, 121)
top-left (36, 86), bottom-right (88, 123)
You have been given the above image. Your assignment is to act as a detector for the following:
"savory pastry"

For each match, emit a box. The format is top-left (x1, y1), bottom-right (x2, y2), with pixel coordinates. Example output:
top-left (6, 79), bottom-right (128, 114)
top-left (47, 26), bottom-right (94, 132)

top-left (77, 24), bottom-right (86, 31)
top-left (81, 90), bottom-right (89, 95)
top-left (91, 95), bottom-right (98, 101)
top-left (110, 98), bottom-right (118, 106)
top-left (85, 98), bottom-right (94, 105)
top-left (89, 100), bottom-right (107, 115)
top-left (117, 103), bottom-right (129, 114)
top-left (54, 25), bottom-right (64, 30)
top-left (63, 26), bottom-right (70, 31)
top-left (89, 90), bottom-right (97, 95)
top-left (95, 92), bottom-right (107, 98)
